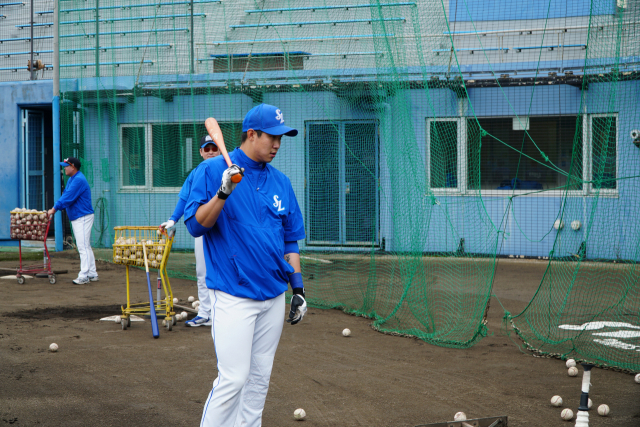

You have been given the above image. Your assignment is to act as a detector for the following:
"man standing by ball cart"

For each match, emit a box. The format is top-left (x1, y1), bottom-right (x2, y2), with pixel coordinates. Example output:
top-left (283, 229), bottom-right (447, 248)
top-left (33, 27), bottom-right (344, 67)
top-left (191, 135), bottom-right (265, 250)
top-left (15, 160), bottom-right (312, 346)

top-left (48, 157), bottom-right (97, 284)
top-left (159, 134), bottom-right (221, 327)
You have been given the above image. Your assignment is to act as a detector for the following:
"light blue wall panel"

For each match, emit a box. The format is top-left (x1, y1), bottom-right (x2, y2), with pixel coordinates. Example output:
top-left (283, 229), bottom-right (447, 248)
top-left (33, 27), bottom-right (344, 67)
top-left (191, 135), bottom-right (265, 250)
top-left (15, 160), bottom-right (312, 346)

top-left (449, 0), bottom-right (614, 22)
top-left (0, 80), bottom-right (52, 245)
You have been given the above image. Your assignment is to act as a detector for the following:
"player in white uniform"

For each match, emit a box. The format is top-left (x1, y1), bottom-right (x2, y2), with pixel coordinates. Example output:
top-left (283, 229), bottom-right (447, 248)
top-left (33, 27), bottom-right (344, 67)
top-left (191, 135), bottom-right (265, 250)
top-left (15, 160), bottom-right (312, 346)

top-left (160, 135), bottom-right (220, 326)
top-left (184, 104), bottom-right (306, 427)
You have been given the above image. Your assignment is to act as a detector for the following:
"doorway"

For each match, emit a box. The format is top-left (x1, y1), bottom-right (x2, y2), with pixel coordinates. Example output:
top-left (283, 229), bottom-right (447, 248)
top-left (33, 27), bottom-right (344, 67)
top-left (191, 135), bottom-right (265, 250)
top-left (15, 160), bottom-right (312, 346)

top-left (305, 120), bottom-right (380, 248)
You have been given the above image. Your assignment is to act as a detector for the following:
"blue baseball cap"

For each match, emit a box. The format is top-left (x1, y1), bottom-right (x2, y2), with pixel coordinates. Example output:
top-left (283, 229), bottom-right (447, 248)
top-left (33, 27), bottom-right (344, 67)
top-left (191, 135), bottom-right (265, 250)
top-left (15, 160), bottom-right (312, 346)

top-left (200, 134), bottom-right (219, 149)
top-left (242, 104), bottom-right (298, 137)
top-left (60, 157), bottom-right (81, 169)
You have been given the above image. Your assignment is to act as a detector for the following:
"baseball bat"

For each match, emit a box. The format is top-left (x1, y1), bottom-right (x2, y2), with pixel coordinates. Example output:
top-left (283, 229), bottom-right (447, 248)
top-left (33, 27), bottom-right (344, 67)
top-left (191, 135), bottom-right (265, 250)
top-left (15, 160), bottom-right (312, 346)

top-left (204, 117), bottom-right (243, 183)
top-left (142, 242), bottom-right (160, 339)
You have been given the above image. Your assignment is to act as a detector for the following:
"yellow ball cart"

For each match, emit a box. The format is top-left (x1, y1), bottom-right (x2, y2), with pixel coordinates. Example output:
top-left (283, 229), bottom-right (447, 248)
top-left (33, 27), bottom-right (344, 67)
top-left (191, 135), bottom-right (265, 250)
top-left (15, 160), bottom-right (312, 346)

top-left (112, 226), bottom-right (177, 331)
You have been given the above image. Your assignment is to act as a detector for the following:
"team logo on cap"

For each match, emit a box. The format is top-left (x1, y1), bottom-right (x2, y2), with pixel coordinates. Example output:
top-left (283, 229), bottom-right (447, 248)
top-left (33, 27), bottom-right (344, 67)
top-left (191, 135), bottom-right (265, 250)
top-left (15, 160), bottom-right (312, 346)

top-left (275, 109), bottom-right (284, 124)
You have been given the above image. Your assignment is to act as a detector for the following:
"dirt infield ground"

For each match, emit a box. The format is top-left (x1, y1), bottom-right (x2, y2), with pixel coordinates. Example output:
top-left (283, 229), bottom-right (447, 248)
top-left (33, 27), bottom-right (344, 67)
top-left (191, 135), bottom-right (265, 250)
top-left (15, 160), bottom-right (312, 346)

top-left (1, 251), bottom-right (638, 427)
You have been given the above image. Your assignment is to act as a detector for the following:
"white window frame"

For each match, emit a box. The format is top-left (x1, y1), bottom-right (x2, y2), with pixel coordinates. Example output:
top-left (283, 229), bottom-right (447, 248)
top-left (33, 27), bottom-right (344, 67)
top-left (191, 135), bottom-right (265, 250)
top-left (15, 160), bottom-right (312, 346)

top-left (426, 117), bottom-right (466, 194)
top-left (584, 113), bottom-right (618, 197)
top-left (119, 123), bottom-right (152, 192)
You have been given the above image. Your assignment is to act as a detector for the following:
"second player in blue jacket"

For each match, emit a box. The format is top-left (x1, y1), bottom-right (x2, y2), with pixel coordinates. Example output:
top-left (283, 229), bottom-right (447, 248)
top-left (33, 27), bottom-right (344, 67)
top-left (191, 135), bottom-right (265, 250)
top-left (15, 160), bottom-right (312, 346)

top-left (184, 104), bottom-right (306, 427)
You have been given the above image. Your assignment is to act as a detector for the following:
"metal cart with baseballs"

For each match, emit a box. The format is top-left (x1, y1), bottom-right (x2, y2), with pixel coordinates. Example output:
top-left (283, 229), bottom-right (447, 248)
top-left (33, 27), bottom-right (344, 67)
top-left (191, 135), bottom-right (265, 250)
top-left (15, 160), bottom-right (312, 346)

top-left (10, 209), bottom-right (56, 284)
top-left (113, 226), bottom-right (177, 331)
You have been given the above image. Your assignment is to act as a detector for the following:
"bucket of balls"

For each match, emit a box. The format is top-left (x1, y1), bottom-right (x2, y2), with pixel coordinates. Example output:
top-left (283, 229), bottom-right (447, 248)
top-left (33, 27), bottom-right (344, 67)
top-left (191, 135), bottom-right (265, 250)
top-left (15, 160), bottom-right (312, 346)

top-left (10, 208), bottom-right (50, 241)
top-left (112, 226), bottom-right (169, 269)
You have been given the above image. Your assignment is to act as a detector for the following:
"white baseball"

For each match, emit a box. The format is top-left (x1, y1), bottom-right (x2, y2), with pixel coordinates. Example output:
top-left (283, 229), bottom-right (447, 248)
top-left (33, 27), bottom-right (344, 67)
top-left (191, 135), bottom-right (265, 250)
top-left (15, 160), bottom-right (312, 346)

top-left (635, 373), bottom-right (640, 384)
top-left (115, 316), bottom-right (121, 323)
top-left (173, 297), bottom-right (179, 304)
top-left (567, 367), bottom-right (579, 377)
top-left (342, 328), bottom-right (351, 337)
top-left (565, 359), bottom-right (576, 368)
top-left (550, 395), bottom-right (563, 407)
top-left (162, 319), bottom-right (166, 326)
top-left (454, 412), bottom-right (467, 421)
top-left (49, 343), bottom-right (58, 352)
top-left (188, 296), bottom-right (195, 302)
top-left (293, 408), bottom-right (306, 420)
top-left (561, 408), bottom-right (573, 421)
top-left (175, 314), bottom-right (182, 321)
top-left (597, 404), bottom-right (610, 416)
top-left (588, 398), bottom-right (593, 409)
top-left (181, 311), bottom-right (187, 318)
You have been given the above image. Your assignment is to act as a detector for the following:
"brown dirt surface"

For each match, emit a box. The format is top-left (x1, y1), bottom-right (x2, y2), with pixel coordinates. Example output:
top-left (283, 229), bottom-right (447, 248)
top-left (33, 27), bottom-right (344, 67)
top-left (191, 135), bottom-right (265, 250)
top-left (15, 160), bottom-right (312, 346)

top-left (0, 252), bottom-right (638, 427)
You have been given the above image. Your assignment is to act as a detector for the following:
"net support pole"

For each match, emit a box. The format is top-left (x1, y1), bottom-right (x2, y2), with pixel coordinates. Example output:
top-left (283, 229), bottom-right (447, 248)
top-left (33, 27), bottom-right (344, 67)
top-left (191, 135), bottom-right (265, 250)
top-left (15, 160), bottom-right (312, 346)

top-left (52, 0), bottom-right (62, 252)
top-left (30, 0), bottom-right (34, 80)
top-left (574, 364), bottom-right (593, 427)
top-left (95, 0), bottom-right (99, 78)
top-left (190, 0), bottom-right (194, 74)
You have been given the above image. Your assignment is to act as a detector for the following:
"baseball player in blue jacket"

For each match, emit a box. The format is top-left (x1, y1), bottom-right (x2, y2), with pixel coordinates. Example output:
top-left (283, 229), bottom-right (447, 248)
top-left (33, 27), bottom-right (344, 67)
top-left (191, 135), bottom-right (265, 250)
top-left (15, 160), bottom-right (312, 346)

top-left (184, 104), bottom-right (306, 427)
top-left (48, 157), bottom-right (96, 284)
top-left (160, 134), bottom-right (220, 327)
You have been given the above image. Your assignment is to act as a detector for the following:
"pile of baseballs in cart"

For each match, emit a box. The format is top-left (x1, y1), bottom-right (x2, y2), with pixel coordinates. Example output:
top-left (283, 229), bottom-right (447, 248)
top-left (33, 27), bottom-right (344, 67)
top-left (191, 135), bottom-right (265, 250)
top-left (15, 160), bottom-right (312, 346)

top-left (113, 237), bottom-right (166, 269)
top-left (10, 208), bottom-right (50, 240)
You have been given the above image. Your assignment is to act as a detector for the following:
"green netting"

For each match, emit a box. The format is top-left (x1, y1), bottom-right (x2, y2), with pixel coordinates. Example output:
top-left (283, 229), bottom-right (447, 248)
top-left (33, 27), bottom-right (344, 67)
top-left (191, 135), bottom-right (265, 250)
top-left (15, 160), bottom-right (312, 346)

top-left (58, 0), bottom-right (639, 369)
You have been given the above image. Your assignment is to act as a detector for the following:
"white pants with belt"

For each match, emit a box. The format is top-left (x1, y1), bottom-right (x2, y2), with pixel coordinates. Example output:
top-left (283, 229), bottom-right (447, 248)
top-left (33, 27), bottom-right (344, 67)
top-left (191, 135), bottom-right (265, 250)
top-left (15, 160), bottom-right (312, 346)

top-left (194, 236), bottom-right (211, 318)
top-left (70, 213), bottom-right (97, 279)
top-left (200, 290), bottom-right (285, 427)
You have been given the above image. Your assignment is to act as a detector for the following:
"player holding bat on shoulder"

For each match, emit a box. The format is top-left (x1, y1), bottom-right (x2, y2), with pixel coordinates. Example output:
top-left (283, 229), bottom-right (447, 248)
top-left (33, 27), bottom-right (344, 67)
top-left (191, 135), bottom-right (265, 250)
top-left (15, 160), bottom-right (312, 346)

top-left (184, 104), bottom-right (306, 427)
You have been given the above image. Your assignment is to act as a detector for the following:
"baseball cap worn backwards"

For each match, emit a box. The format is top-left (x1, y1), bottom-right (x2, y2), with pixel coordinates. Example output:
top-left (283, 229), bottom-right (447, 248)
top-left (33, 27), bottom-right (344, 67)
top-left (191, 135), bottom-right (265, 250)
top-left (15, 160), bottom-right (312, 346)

top-left (200, 134), bottom-right (219, 149)
top-left (60, 157), bottom-right (81, 169)
top-left (242, 104), bottom-right (298, 137)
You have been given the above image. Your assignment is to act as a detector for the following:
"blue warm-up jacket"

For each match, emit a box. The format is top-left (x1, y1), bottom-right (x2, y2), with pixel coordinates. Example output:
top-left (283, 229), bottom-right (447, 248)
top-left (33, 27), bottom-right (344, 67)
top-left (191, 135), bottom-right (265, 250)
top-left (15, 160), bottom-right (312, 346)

top-left (53, 171), bottom-right (94, 221)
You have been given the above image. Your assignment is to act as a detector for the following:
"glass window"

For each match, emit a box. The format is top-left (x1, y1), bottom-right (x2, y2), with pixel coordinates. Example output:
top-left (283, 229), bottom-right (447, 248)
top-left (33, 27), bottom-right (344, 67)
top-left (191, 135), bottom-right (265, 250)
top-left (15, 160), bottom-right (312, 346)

top-left (429, 120), bottom-right (458, 189)
top-left (121, 126), bottom-right (146, 187)
top-left (591, 116), bottom-right (617, 190)
top-left (467, 116), bottom-right (581, 191)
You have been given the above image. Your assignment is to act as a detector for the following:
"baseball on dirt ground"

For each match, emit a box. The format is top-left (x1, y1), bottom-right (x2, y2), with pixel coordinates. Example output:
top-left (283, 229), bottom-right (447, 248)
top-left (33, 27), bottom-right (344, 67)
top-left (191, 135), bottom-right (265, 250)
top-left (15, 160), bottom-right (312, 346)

top-left (597, 404), bottom-right (610, 416)
top-left (49, 343), bottom-right (58, 352)
top-left (454, 412), bottom-right (467, 421)
top-left (550, 395), bottom-right (563, 407)
top-left (635, 373), bottom-right (640, 384)
top-left (188, 296), bottom-right (195, 302)
top-left (173, 297), bottom-right (179, 304)
top-left (561, 408), bottom-right (573, 420)
top-left (567, 367), bottom-right (578, 376)
top-left (565, 359), bottom-right (576, 368)
top-left (342, 328), bottom-right (351, 337)
top-left (115, 316), bottom-right (121, 323)
top-left (293, 408), bottom-right (306, 420)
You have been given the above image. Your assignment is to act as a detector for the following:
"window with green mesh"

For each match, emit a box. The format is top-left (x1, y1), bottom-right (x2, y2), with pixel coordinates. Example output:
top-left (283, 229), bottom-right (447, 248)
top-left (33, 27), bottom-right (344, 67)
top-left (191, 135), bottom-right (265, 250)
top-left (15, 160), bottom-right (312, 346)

top-left (591, 116), bottom-right (617, 190)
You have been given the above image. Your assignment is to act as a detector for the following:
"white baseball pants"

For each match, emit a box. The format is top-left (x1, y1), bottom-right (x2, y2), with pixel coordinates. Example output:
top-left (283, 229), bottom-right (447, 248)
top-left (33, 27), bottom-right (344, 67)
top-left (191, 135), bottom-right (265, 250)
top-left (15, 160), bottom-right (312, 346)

top-left (200, 290), bottom-right (285, 427)
top-left (70, 213), bottom-right (97, 279)
top-left (194, 236), bottom-right (211, 318)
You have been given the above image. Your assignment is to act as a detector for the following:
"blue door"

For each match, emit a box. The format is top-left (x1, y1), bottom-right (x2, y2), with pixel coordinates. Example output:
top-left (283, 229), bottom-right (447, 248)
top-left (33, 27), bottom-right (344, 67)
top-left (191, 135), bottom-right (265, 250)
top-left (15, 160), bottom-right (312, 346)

top-left (21, 110), bottom-right (45, 211)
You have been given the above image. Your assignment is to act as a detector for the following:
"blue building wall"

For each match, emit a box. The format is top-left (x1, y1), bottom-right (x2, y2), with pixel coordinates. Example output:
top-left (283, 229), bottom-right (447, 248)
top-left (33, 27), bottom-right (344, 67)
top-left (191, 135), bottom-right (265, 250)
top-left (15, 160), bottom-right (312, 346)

top-left (0, 80), bottom-right (53, 245)
top-left (49, 77), bottom-right (639, 259)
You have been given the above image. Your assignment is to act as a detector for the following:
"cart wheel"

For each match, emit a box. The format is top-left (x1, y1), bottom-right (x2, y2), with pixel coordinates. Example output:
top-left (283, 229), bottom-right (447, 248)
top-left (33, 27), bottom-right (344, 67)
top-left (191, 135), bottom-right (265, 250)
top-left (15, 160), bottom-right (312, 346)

top-left (17, 276), bottom-right (25, 285)
top-left (172, 315), bottom-right (177, 326)
top-left (166, 319), bottom-right (172, 331)
top-left (121, 318), bottom-right (127, 330)
top-left (49, 275), bottom-right (57, 284)
top-left (126, 316), bottom-right (131, 328)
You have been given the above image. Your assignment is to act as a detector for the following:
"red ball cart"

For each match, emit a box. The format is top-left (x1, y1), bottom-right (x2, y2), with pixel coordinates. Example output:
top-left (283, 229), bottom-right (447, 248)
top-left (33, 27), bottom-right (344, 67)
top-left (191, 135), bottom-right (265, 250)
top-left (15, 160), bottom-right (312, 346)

top-left (9, 209), bottom-right (56, 284)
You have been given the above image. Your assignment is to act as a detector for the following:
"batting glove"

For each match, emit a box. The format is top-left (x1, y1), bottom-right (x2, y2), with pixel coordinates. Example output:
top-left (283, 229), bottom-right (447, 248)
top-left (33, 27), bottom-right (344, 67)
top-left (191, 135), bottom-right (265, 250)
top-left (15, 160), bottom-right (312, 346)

top-left (287, 293), bottom-right (307, 325)
top-left (217, 164), bottom-right (244, 200)
top-left (160, 219), bottom-right (175, 230)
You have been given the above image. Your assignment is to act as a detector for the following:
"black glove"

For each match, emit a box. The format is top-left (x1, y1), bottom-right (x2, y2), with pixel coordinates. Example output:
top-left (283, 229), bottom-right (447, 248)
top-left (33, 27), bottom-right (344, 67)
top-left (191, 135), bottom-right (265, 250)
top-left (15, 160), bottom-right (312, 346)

top-left (287, 292), bottom-right (307, 325)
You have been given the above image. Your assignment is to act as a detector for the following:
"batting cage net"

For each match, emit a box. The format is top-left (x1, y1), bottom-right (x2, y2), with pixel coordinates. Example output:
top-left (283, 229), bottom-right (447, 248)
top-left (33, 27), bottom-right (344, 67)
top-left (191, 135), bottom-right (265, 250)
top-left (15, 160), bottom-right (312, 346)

top-left (57, 0), bottom-right (639, 370)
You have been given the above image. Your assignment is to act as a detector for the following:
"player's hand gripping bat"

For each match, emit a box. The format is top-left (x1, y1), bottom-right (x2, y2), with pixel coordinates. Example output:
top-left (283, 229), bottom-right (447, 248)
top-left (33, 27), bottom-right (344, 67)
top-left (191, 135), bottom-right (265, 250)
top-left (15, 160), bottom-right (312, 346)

top-left (142, 242), bottom-right (160, 339)
top-left (205, 118), bottom-right (244, 183)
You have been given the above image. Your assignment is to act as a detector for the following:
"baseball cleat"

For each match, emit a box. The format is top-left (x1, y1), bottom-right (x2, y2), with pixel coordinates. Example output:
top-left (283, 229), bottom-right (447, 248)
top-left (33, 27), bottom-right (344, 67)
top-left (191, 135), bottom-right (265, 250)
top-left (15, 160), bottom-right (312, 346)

top-left (88, 276), bottom-right (99, 282)
top-left (72, 277), bottom-right (90, 285)
top-left (185, 316), bottom-right (212, 327)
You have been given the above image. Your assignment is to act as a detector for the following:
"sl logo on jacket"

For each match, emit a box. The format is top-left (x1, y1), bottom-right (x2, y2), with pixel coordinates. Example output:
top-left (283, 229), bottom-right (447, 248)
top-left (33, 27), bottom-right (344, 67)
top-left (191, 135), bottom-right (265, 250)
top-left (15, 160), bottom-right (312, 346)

top-left (273, 195), bottom-right (285, 212)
